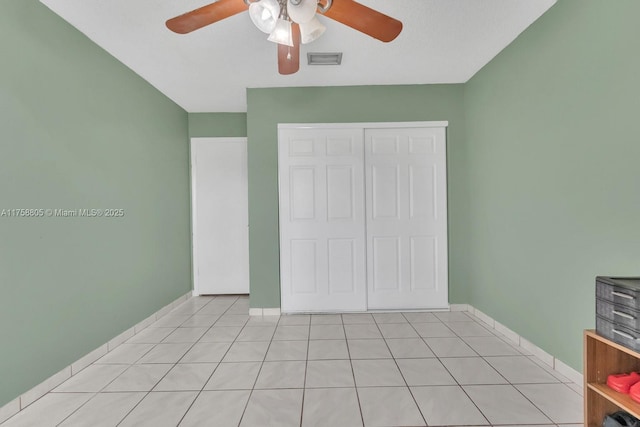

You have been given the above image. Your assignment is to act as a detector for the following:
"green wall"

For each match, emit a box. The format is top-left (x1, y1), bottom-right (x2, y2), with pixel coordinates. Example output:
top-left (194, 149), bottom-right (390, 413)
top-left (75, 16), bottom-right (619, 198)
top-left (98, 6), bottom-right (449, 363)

top-left (464, 0), bottom-right (640, 370)
top-left (0, 1), bottom-right (191, 406)
top-left (246, 85), bottom-right (468, 308)
top-left (188, 113), bottom-right (247, 137)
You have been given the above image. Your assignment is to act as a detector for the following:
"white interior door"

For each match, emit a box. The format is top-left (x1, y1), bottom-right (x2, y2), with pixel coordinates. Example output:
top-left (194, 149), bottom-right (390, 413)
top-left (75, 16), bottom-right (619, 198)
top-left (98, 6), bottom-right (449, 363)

top-left (365, 127), bottom-right (448, 309)
top-left (191, 137), bottom-right (249, 295)
top-left (278, 128), bottom-right (367, 312)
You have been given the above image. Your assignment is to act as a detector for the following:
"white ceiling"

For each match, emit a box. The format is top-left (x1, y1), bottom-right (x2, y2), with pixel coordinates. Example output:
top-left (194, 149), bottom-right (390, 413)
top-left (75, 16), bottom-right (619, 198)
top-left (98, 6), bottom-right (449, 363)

top-left (39, 0), bottom-right (556, 112)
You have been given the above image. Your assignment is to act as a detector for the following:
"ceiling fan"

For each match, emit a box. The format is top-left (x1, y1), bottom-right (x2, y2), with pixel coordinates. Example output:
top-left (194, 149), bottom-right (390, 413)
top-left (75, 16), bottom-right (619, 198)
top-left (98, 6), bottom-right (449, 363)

top-left (166, 0), bottom-right (403, 75)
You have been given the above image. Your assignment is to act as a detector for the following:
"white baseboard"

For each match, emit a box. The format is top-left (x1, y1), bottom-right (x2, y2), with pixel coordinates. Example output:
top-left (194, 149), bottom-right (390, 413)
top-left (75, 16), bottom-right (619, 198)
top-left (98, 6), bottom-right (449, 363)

top-left (555, 358), bottom-right (584, 385)
top-left (0, 290), bottom-right (193, 423)
top-left (71, 344), bottom-right (108, 376)
top-left (465, 304), bottom-right (583, 390)
top-left (520, 337), bottom-right (555, 367)
top-left (249, 308), bottom-right (282, 316)
top-left (449, 303), bottom-right (469, 312)
top-left (19, 367), bottom-right (71, 409)
top-left (0, 398), bottom-right (20, 425)
top-left (471, 307), bottom-right (495, 328)
top-left (494, 319), bottom-right (520, 345)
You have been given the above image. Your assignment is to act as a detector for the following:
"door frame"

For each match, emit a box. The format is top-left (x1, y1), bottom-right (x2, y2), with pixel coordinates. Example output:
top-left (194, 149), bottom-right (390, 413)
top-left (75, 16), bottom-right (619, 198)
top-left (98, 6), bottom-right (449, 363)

top-left (277, 121), bottom-right (449, 312)
top-left (190, 137), bottom-right (249, 296)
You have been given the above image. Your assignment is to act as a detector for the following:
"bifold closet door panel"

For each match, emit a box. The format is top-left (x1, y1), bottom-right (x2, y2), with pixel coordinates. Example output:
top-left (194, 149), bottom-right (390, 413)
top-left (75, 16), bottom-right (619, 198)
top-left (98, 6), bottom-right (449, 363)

top-left (278, 128), bottom-right (367, 313)
top-left (365, 127), bottom-right (449, 309)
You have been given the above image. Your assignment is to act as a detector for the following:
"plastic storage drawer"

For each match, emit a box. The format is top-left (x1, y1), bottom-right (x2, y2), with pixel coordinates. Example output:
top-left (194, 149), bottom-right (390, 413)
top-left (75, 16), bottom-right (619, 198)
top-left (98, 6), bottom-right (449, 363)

top-left (596, 299), bottom-right (640, 331)
top-left (596, 277), bottom-right (640, 311)
top-left (596, 316), bottom-right (640, 352)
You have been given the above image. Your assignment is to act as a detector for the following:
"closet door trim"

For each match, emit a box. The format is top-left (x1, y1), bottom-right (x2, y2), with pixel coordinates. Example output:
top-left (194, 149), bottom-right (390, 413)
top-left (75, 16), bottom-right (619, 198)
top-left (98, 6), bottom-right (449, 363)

top-left (279, 121), bottom-right (448, 131)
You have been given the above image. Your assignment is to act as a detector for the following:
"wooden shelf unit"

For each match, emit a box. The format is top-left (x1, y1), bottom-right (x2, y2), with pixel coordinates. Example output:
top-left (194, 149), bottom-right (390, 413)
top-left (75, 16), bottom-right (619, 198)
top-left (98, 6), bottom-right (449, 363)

top-left (584, 329), bottom-right (640, 426)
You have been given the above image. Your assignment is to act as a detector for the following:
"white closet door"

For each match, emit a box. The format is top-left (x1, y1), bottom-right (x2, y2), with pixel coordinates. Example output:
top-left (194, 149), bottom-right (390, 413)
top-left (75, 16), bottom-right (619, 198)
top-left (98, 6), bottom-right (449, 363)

top-left (365, 127), bottom-right (448, 309)
top-left (191, 137), bottom-right (249, 295)
top-left (278, 128), bottom-right (367, 313)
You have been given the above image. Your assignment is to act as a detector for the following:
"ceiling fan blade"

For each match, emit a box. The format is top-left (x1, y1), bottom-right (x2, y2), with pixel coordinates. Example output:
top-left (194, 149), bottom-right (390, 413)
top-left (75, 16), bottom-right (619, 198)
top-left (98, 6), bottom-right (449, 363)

top-left (322, 0), bottom-right (402, 42)
top-left (166, 0), bottom-right (248, 34)
top-left (278, 24), bottom-right (301, 75)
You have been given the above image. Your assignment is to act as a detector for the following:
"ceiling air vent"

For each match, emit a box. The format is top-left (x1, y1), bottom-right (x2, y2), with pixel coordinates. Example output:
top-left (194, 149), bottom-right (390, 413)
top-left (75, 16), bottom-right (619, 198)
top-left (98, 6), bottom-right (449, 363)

top-left (307, 52), bottom-right (343, 66)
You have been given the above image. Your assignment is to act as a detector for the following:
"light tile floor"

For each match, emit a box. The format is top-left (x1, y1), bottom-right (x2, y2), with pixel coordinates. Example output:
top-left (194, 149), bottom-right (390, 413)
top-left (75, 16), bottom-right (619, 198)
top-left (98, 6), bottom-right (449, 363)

top-left (1, 295), bottom-right (584, 427)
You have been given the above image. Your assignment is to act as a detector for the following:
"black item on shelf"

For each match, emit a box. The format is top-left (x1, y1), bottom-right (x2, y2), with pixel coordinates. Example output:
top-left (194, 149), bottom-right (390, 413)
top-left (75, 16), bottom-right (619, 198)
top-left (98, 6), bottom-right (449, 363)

top-left (596, 277), bottom-right (640, 352)
top-left (603, 411), bottom-right (640, 427)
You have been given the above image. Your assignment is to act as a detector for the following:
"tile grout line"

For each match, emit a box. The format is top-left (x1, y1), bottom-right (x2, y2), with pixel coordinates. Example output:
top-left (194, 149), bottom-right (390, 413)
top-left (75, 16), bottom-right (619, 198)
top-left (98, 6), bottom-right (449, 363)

top-left (428, 317), bottom-right (510, 426)
top-left (114, 295), bottom-right (235, 427)
top-left (174, 295), bottom-right (243, 427)
top-left (339, 314), bottom-right (367, 427)
top-left (297, 317), bottom-right (312, 427)
top-left (236, 311), bottom-right (285, 427)
top-left (437, 313), bottom-right (556, 425)
top-left (53, 295), bottom-right (223, 427)
top-left (436, 313), bottom-right (570, 425)
top-left (116, 295), bottom-right (241, 426)
top-left (205, 297), bottom-right (260, 422)
top-left (375, 313), bottom-right (429, 427)
top-left (445, 319), bottom-right (520, 386)
top-left (405, 313), bottom-right (492, 426)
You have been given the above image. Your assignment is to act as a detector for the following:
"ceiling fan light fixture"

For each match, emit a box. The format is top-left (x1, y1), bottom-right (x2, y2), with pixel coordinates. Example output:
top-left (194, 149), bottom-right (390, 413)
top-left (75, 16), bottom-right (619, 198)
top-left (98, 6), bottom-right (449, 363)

top-left (167, 0), bottom-right (403, 75)
top-left (249, 0), bottom-right (281, 33)
top-left (299, 16), bottom-right (326, 44)
top-left (268, 18), bottom-right (294, 46)
top-left (287, 0), bottom-right (317, 24)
